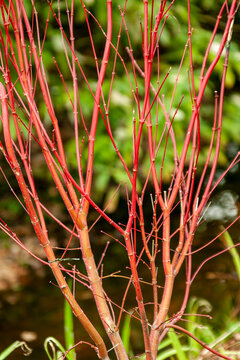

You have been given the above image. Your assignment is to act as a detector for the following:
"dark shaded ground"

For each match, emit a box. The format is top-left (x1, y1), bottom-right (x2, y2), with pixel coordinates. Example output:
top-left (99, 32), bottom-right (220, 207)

top-left (1, 218), bottom-right (240, 359)
top-left (1, 172), bottom-right (240, 359)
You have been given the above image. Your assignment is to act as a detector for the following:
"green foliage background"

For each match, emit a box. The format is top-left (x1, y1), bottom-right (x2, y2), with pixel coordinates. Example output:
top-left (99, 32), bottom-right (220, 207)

top-left (51, 1), bottom-right (239, 197)
top-left (2, 0), bottom-right (239, 204)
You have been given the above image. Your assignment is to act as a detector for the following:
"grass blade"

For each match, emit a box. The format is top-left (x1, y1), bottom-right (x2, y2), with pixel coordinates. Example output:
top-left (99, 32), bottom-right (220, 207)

top-left (44, 337), bottom-right (66, 360)
top-left (64, 280), bottom-right (76, 360)
top-left (121, 313), bottom-right (131, 354)
top-left (167, 330), bottom-right (188, 360)
top-left (0, 341), bottom-right (32, 359)
top-left (220, 227), bottom-right (240, 280)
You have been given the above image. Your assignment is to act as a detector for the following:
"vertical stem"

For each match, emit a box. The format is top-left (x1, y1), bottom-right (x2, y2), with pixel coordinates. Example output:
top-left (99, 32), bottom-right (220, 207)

top-left (79, 225), bottom-right (128, 360)
top-left (139, 201), bottom-right (158, 321)
top-left (83, 0), bottom-right (113, 214)
top-left (124, 232), bottom-right (152, 360)
top-left (150, 207), bottom-right (174, 358)
top-left (150, 273), bottom-right (175, 358)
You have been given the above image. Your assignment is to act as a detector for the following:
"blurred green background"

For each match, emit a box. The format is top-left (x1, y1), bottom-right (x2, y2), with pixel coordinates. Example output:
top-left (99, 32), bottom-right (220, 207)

top-left (13, 0), bottom-right (239, 207)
